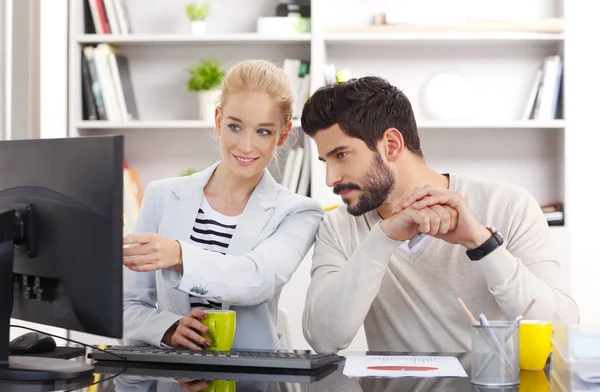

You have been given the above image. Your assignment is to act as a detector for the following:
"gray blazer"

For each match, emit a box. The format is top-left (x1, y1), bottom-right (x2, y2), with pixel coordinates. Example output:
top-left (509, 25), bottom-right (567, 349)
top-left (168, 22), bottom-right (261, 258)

top-left (122, 162), bottom-right (323, 350)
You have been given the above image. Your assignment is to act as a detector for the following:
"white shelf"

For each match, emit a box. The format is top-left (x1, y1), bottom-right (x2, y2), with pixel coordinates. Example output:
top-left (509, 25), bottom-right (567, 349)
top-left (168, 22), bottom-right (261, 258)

top-left (76, 120), bottom-right (213, 129)
top-left (76, 119), bottom-right (302, 130)
top-left (324, 32), bottom-right (564, 45)
top-left (76, 33), bottom-right (311, 45)
top-left (417, 120), bottom-right (565, 130)
top-left (76, 120), bottom-right (560, 131)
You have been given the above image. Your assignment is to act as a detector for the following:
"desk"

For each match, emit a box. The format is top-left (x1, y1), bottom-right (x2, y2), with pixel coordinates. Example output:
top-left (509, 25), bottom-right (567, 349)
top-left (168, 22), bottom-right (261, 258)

top-left (0, 351), bottom-right (555, 392)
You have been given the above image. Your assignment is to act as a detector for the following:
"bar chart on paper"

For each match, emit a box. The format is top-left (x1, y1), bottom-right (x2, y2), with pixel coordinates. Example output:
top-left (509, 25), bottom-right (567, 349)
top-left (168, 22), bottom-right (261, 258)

top-left (342, 355), bottom-right (468, 378)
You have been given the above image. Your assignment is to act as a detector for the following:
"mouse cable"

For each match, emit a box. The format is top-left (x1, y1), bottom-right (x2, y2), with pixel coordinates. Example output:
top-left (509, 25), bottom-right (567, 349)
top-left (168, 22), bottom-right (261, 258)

top-left (9, 324), bottom-right (126, 361)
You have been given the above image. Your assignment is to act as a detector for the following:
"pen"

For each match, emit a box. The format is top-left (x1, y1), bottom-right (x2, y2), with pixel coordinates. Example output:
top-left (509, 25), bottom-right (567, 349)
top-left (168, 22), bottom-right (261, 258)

top-left (473, 299), bottom-right (536, 378)
top-left (478, 313), bottom-right (517, 376)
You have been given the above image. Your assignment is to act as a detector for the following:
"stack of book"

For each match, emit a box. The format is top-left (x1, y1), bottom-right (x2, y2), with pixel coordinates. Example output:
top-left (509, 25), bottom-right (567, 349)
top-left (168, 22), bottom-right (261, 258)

top-left (541, 201), bottom-right (564, 226)
top-left (522, 55), bottom-right (563, 120)
top-left (280, 135), bottom-right (312, 197)
top-left (86, 0), bottom-right (132, 35)
top-left (81, 44), bottom-right (138, 122)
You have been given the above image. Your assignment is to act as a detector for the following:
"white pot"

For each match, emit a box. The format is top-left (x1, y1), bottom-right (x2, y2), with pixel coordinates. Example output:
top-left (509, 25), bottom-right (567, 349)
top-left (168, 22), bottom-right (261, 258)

top-left (190, 20), bottom-right (207, 35)
top-left (198, 90), bottom-right (220, 121)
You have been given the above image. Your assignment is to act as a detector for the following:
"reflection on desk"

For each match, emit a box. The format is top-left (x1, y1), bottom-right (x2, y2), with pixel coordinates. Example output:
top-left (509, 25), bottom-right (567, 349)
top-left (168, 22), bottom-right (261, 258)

top-left (0, 351), bottom-right (554, 392)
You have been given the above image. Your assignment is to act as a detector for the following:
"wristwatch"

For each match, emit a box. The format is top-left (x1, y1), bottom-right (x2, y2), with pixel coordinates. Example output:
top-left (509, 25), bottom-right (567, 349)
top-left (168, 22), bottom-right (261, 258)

top-left (466, 226), bottom-right (504, 261)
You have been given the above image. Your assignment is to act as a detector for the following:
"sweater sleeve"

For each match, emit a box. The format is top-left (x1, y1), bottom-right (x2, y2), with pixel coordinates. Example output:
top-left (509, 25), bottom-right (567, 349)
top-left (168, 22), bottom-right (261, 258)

top-left (476, 190), bottom-right (579, 324)
top-left (302, 217), bottom-right (402, 354)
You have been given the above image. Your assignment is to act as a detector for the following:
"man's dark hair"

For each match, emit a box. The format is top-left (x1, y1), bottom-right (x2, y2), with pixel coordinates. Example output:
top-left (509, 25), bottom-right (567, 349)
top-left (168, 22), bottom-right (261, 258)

top-left (301, 76), bottom-right (423, 158)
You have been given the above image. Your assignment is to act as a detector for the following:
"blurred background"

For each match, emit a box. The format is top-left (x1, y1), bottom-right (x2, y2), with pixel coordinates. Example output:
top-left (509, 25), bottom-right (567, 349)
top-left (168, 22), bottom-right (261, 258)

top-left (2, 0), bottom-right (599, 352)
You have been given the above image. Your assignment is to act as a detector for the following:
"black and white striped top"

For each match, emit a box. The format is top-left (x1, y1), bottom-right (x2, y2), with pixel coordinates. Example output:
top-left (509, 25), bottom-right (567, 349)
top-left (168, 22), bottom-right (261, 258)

top-left (188, 195), bottom-right (240, 310)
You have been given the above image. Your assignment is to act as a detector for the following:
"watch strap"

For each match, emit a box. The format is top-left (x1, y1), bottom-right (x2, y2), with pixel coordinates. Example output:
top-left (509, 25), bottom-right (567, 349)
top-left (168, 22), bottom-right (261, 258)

top-left (466, 226), bottom-right (504, 261)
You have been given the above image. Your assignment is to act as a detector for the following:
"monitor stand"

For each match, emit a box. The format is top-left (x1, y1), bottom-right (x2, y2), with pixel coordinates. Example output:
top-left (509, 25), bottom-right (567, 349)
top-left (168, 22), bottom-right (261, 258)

top-left (0, 208), bottom-right (95, 381)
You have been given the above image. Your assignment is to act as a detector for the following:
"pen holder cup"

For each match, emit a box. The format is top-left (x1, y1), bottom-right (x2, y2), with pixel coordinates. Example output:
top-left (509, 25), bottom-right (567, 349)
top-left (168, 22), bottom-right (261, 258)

top-left (471, 321), bottom-right (520, 387)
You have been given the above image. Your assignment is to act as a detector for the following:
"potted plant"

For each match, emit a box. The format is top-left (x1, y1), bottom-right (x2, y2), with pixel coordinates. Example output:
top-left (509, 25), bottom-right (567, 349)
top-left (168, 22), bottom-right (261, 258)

top-left (186, 1), bottom-right (211, 35)
top-left (186, 58), bottom-right (226, 121)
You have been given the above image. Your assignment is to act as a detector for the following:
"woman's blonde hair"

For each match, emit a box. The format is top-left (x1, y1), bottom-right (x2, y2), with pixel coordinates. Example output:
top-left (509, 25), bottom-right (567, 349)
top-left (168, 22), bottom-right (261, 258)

top-left (219, 59), bottom-right (294, 126)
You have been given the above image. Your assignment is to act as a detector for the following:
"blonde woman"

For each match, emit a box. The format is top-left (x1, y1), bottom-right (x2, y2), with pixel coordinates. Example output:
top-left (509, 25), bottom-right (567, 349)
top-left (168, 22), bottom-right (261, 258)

top-left (121, 60), bottom-right (323, 351)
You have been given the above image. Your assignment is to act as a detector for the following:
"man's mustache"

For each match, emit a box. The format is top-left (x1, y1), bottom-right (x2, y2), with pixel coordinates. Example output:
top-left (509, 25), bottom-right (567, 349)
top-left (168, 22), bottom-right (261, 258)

top-left (333, 183), bottom-right (361, 195)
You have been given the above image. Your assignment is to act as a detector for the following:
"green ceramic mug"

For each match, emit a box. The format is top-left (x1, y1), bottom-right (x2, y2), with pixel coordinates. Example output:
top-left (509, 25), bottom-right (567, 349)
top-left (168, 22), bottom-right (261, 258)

top-left (200, 310), bottom-right (236, 352)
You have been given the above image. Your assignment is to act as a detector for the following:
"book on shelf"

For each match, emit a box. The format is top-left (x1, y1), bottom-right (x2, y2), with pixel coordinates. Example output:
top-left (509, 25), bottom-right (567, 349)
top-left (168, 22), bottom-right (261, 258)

top-left (81, 44), bottom-right (139, 122)
top-left (280, 135), bottom-right (312, 197)
top-left (81, 51), bottom-right (99, 120)
top-left (86, 0), bottom-right (133, 35)
top-left (541, 201), bottom-right (564, 226)
top-left (296, 134), bottom-right (311, 196)
top-left (522, 55), bottom-right (563, 121)
top-left (282, 59), bottom-right (311, 119)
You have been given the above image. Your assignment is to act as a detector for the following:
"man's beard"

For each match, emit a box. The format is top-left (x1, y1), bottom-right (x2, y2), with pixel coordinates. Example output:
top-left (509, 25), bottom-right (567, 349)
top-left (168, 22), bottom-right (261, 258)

top-left (333, 153), bottom-right (395, 216)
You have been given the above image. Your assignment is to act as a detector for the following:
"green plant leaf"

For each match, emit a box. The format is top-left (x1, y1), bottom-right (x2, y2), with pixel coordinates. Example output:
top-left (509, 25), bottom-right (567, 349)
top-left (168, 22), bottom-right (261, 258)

top-left (185, 2), bottom-right (210, 21)
top-left (186, 57), bottom-right (226, 92)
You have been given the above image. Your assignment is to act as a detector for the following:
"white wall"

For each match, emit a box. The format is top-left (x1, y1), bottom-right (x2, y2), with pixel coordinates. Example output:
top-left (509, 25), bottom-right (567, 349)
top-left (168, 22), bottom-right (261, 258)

top-left (39, 0), bottom-right (68, 139)
top-left (28, 0), bottom-right (600, 349)
top-left (0, 0), bottom-right (7, 141)
top-left (9, 0), bottom-right (70, 343)
top-left (563, 0), bottom-right (600, 325)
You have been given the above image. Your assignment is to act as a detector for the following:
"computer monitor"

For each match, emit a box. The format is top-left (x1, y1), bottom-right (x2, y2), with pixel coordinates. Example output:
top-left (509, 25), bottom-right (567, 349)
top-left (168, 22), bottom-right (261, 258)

top-left (0, 135), bottom-right (124, 381)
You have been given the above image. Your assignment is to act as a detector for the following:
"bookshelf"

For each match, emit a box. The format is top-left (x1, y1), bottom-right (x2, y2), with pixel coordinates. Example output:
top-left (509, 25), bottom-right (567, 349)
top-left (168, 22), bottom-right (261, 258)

top-left (68, 0), bottom-right (311, 190)
top-left (61, 0), bottom-right (587, 348)
top-left (309, 0), bottom-right (568, 212)
top-left (68, 0), bottom-right (568, 209)
top-left (324, 32), bottom-right (565, 45)
top-left (76, 33), bottom-right (312, 45)
top-left (75, 119), bottom-right (302, 130)
top-left (413, 120), bottom-right (564, 130)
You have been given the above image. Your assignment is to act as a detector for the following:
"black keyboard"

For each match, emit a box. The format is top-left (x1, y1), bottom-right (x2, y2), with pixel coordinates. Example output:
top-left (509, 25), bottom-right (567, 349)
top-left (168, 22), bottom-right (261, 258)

top-left (93, 361), bottom-right (340, 383)
top-left (90, 346), bottom-right (340, 370)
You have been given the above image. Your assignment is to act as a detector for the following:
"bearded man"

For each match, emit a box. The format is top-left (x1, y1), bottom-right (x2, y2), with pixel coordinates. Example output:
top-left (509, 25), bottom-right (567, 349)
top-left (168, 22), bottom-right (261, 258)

top-left (299, 76), bottom-right (579, 354)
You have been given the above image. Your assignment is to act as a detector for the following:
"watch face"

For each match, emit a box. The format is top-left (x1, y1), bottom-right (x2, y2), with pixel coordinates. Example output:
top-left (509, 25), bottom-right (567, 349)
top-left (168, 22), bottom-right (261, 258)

top-left (487, 226), bottom-right (504, 241)
top-left (493, 231), bottom-right (504, 244)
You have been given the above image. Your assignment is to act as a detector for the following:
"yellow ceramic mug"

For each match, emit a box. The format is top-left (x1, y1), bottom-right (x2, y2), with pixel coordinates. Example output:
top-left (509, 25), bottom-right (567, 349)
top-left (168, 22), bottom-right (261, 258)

top-left (519, 320), bottom-right (553, 371)
top-left (200, 310), bottom-right (236, 352)
top-left (204, 380), bottom-right (236, 392)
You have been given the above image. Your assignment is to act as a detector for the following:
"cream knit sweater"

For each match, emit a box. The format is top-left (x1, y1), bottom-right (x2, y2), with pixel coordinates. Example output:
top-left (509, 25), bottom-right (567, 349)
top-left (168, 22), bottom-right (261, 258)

top-left (302, 173), bottom-right (579, 354)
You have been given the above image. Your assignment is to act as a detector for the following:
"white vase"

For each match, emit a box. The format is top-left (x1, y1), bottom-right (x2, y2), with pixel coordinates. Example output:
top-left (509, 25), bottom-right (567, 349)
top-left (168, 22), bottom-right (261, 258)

top-left (198, 89), bottom-right (220, 121)
top-left (190, 20), bottom-right (206, 35)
